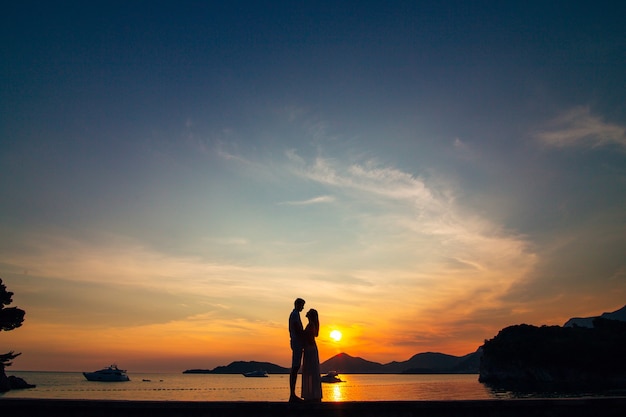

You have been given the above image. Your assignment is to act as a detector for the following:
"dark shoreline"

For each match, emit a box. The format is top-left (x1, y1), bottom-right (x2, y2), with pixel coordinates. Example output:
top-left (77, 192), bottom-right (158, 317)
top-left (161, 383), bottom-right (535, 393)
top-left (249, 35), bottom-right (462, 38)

top-left (3, 397), bottom-right (626, 417)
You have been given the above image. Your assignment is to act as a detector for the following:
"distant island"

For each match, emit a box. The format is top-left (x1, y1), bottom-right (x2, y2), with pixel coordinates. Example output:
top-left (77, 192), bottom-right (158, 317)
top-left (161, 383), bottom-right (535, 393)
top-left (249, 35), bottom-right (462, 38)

top-left (183, 351), bottom-right (481, 375)
top-left (184, 361), bottom-right (290, 375)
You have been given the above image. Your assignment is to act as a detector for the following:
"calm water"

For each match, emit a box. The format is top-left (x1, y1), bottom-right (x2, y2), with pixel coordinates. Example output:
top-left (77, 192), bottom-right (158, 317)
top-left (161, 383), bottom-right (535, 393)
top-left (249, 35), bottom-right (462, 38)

top-left (1, 372), bottom-right (618, 402)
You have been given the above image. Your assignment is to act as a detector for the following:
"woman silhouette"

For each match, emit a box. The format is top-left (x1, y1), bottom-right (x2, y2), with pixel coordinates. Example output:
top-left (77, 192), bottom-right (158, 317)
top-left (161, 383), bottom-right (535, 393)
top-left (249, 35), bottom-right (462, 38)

top-left (301, 308), bottom-right (322, 401)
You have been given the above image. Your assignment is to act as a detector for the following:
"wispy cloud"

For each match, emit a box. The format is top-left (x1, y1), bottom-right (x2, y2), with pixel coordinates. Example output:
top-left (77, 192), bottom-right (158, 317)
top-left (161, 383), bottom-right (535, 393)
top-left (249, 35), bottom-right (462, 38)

top-left (535, 106), bottom-right (626, 149)
top-left (288, 154), bottom-right (436, 206)
top-left (279, 195), bottom-right (335, 205)
top-left (453, 137), bottom-right (478, 160)
top-left (284, 151), bottom-right (537, 330)
top-left (217, 148), bottom-right (249, 163)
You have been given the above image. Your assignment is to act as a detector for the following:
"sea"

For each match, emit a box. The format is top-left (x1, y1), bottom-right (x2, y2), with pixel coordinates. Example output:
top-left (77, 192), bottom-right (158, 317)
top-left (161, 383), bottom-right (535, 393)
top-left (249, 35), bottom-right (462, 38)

top-left (2, 372), bottom-right (623, 402)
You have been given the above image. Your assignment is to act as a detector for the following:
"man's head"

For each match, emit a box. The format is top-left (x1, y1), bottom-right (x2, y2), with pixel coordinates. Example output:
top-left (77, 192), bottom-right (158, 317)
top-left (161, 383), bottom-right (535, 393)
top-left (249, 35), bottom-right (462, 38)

top-left (294, 298), bottom-right (305, 311)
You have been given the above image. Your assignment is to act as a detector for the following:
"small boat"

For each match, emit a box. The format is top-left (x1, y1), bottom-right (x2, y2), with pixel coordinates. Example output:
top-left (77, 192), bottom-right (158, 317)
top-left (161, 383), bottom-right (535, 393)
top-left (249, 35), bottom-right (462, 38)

top-left (83, 364), bottom-right (130, 381)
top-left (243, 370), bottom-right (268, 377)
top-left (321, 371), bottom-right (343, 383)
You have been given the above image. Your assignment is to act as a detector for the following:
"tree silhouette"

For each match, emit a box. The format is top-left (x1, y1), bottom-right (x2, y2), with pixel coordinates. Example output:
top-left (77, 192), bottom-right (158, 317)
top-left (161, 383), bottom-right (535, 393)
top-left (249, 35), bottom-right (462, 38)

top-left (479, 320), bottom-right (626, 389)
top-left (1, 278), bottom-right (26, 368)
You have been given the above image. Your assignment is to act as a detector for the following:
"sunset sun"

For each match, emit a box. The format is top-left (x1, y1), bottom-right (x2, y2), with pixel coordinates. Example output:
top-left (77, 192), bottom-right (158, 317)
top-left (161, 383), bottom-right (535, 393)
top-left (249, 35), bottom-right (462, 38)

top-left (330, 329), bottom-right (342, 342)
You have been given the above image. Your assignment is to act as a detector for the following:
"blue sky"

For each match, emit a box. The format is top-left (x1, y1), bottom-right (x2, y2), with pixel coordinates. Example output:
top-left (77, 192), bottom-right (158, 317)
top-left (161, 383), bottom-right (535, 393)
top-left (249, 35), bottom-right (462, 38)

top-left (1, 1), bottom-right (625, 372)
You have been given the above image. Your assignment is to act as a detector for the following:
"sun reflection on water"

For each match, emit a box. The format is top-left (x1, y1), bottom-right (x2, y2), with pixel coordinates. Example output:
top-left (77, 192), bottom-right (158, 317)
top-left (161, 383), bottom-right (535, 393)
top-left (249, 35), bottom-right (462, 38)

top-left (324, 383), bottom-right (346, 402)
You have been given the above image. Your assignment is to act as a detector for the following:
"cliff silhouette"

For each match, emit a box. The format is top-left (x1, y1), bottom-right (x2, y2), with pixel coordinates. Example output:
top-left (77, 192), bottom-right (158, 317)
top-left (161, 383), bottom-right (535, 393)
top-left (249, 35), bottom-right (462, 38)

top-left (479, 317), bottom-right (626, 390)
top-left (564, 304), bottom-right (626, 328)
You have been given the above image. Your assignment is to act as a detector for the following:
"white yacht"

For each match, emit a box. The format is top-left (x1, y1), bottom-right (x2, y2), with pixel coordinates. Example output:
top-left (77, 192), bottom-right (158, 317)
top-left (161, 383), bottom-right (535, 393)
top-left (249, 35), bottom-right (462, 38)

top-left (83, 364), bottom-right (130, 381)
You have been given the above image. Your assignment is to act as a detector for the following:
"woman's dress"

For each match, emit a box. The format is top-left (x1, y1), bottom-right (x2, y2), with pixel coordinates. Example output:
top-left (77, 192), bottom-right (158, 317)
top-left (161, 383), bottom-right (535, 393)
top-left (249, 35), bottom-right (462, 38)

top-left (301, 324), bottom-right (322, 401)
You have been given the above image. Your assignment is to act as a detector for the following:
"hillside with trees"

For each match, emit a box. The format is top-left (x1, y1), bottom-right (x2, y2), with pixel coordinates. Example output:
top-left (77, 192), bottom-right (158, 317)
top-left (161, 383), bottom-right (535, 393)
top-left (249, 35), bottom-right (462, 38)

top-left (1, 278), bottom-right (32, 392)
top-left (479, 318), bottom-right (626, 390)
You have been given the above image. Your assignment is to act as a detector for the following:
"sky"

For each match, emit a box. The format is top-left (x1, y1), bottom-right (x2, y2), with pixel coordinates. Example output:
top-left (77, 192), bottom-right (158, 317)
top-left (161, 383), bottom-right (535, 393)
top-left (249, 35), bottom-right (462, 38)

top-left (1, 1), bottom-right (625, 373)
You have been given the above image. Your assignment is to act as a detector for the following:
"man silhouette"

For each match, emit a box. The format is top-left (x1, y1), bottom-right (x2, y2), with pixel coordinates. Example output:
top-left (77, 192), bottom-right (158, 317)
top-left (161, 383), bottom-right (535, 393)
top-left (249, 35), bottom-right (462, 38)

top-left (289, 298), bottom-right (305, 402)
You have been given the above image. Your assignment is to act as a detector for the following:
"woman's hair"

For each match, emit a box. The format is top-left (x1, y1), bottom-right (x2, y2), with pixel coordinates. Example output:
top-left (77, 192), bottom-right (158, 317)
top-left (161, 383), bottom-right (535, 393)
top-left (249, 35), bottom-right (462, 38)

top-left (306, 309), bottom-right (319, 337)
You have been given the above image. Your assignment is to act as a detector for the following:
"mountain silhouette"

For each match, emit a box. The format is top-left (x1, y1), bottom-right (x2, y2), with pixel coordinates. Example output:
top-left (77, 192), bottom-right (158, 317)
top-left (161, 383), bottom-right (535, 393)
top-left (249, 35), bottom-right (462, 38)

top-left (320, 351), bottom-right (481, 374)
top-left (320, 353), bottom-right (387, 373)
top-left (182, 351), bottom-right (481, 374)
top-left (564, 304), bottom-right (626, 328)
top-left (397, 351), bottom-right (481, 374)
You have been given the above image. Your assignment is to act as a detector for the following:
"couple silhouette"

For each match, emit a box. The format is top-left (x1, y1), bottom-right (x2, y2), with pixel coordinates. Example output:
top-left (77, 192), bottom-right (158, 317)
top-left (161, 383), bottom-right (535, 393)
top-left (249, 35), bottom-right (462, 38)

top-left (289, 298), bottom-right (322, 402)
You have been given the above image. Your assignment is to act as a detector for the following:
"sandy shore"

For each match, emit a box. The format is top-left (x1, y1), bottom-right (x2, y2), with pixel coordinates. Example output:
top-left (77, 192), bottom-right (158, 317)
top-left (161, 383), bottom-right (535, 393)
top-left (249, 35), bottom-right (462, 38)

top-left (2, 397), bottom-right (626, 417)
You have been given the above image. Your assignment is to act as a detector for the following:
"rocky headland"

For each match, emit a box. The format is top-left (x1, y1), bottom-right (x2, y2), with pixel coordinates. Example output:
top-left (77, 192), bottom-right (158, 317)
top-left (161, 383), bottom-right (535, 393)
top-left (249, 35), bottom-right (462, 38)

top-left (479, 315), bottom-right (626, 390)
top-left (0, 364), bottom-right (36, 392)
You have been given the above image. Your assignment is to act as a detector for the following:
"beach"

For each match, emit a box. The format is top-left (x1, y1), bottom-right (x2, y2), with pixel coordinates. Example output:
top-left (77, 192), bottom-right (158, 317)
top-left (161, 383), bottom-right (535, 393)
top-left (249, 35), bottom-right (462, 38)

top-left (3, 397), bottom-right (626, 417)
